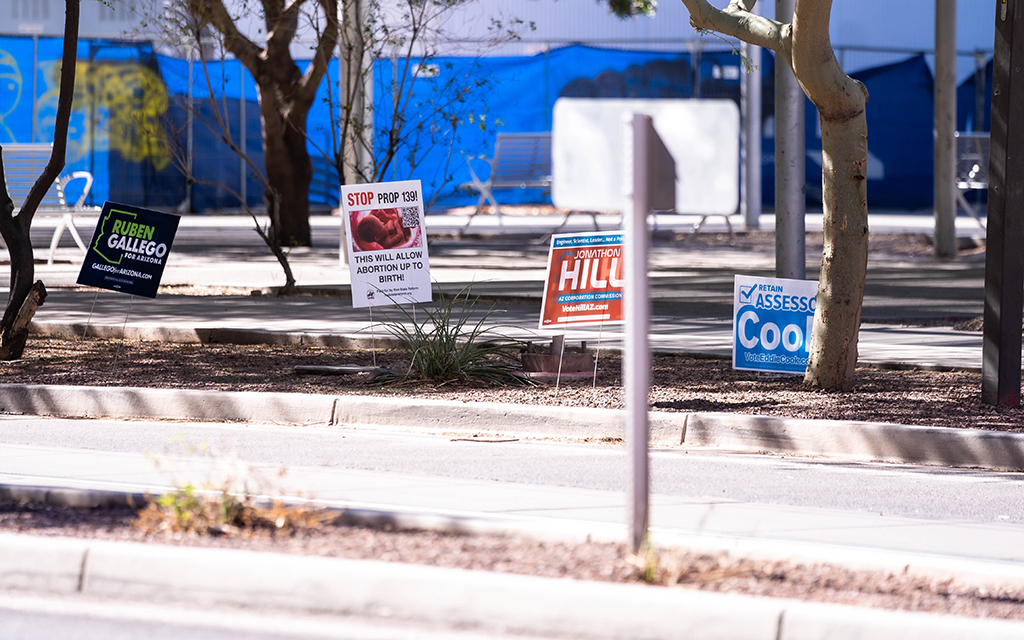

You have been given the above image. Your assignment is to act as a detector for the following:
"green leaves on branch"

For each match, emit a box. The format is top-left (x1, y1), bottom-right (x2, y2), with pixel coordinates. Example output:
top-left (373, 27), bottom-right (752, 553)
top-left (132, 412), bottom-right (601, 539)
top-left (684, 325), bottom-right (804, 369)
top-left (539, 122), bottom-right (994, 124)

top-left (607, 0), bottom-right (657, 18)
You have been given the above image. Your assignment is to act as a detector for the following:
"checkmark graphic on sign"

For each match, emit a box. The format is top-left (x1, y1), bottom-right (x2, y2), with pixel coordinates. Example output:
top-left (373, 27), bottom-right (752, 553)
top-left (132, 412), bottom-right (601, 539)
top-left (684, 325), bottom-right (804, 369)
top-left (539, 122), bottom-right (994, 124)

top-left (739, 285), bottom-right (757, 302)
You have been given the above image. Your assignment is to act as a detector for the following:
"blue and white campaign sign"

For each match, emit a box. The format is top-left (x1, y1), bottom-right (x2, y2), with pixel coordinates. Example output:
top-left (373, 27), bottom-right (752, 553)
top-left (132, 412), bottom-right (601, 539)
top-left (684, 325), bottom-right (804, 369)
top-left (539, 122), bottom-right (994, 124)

top-left (733, 275), bottom-right (819, 375)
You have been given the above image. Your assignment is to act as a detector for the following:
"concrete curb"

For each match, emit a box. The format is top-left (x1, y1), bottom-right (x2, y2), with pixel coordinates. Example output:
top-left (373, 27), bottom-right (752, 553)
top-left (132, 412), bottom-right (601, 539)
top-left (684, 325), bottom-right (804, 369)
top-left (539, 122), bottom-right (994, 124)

top-left (0, 533), bottom-right (1021, 639)
top-left (681, 413), bottom-right (1024, 470)
top-left (2, 383), bottom-right (1024, 470)
top-left (29, 321), bottom-right (400, 349)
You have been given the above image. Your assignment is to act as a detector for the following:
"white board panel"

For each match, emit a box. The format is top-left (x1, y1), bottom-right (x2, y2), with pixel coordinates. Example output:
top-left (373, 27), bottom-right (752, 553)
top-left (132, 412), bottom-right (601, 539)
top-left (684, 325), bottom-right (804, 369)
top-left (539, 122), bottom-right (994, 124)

top-left (552, 98), bottom-right (740, 215)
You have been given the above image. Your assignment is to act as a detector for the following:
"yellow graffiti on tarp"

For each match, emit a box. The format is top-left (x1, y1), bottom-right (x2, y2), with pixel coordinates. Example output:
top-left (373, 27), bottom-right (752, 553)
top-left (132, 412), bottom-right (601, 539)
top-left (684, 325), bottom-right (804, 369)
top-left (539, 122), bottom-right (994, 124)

top-left (36, 59), bottom-right (171, 169)
top-left (0, 49), bottom-right (23, 142)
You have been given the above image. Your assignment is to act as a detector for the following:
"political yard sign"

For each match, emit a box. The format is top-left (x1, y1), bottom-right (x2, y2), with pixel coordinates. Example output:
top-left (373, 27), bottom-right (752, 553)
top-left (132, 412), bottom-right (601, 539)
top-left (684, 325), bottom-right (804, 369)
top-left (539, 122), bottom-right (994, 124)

top-left (77, 202), bottom-right (180, 299)
top-left (733, 275), bottom-right (819, 375)
top-left (341, 180), bottom-right (431, 308)
top-left (539, 232), bottom-right (624, 328)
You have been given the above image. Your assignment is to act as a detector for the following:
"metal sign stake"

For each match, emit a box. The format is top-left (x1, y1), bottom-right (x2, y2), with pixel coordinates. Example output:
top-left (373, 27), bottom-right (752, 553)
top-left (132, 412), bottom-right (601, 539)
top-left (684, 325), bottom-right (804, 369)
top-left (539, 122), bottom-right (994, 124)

top-left (111, 295), bottom-right (134, 375)
top-left (625, 113), bottom-right (652, 554)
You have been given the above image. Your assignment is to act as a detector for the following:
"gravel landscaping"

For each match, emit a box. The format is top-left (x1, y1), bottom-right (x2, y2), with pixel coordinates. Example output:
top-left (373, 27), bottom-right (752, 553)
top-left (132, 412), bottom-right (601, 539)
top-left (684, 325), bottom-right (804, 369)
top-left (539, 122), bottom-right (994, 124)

top-left (1, 337), bottom-right (1021, 431)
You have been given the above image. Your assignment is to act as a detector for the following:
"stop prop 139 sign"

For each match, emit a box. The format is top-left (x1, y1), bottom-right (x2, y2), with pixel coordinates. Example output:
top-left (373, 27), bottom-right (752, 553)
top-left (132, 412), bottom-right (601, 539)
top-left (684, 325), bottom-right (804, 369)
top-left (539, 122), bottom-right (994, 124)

top-left (733, 275), bottom-right (818, 375)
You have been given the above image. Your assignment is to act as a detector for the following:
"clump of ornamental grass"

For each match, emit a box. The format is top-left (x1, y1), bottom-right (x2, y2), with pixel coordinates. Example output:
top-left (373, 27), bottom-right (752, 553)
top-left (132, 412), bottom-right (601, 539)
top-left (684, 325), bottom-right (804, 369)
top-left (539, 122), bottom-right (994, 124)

top-left (375, 285), bottom-right (534, 386)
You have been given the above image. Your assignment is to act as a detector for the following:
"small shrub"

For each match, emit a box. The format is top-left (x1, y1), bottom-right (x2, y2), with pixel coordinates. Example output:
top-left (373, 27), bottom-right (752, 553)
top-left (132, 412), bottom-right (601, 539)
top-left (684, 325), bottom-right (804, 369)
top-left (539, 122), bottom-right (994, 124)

top-left (135, 485), bottom-right (337, 536)
top-left (376, 285), bottom-right (533, 386)
top-left (135, 454), bottom-right (336, 536)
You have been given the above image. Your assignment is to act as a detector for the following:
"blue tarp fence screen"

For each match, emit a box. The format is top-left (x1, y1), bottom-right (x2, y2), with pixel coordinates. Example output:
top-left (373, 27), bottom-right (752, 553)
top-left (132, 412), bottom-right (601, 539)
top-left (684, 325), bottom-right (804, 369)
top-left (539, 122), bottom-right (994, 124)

top-left (0, 38), bottom-right (990, 212)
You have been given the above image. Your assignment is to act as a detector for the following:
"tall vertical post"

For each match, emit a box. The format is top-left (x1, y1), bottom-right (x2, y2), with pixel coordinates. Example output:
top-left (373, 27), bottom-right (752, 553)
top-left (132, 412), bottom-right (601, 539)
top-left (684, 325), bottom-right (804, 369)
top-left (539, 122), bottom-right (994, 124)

top-left (742, 32), bottom-right (763, 231)
top-left (240, 67), bottom-right (247, 206)
top-left (183, 49), bottom-right (194, 213)
top-left (31, 35), bottom-right (38, 142)
top-left (935, 0), bottom-right (958, 257)
top-left (982, 0), bottom-right (1024, 406)
top-left (775, 0), bottom-right (805, 279)
top-left (625, 113), bottom-right (651, 554)
top-left (341, 0), bottom-right (371, 183)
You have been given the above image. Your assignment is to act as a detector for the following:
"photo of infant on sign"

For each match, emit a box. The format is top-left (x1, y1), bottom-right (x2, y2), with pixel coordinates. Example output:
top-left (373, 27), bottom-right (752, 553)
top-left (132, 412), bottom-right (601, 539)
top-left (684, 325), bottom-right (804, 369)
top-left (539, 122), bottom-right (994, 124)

top-left (349, 208), bottom-right (423, 252)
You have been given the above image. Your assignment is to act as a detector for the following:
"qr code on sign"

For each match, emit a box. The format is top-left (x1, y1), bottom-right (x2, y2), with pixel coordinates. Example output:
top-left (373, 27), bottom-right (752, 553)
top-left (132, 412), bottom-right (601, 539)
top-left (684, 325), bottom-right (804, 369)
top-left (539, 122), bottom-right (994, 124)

top-left (400, 206), bottom-right (420, 228)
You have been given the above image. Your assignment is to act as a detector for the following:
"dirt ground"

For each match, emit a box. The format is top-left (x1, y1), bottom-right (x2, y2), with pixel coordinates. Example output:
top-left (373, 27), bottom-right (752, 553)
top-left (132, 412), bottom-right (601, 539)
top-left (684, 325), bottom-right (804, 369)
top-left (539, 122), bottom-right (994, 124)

top-left (2, 336), bottom-right (1021, 431)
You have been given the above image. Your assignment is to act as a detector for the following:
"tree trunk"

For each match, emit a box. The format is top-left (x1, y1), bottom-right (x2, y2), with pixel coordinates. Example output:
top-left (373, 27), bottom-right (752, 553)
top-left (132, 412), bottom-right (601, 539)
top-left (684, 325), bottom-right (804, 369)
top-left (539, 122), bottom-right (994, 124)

top-left (0, 185), bottom-right (38, 361)
top-left (790, 0), bottom-right (870, 390)
top-left (805, 114), bottom-right (869, 389)
top-left (0, 0), bottom-right (78, 360)
top-left (673, 0), bottom-right (870, 390)
top-left (259, 93), bottom-right (313, 248)
top-left (0, 280), bottom-right (46, 360)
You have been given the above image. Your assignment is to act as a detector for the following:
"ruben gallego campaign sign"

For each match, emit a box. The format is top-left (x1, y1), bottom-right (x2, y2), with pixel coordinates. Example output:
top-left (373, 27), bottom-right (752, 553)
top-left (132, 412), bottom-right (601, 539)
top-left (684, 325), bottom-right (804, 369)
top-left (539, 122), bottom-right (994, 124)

top-left (733, 275), bottom-right (818, 375)
top-left (77, 202), bottom-right (180, 299)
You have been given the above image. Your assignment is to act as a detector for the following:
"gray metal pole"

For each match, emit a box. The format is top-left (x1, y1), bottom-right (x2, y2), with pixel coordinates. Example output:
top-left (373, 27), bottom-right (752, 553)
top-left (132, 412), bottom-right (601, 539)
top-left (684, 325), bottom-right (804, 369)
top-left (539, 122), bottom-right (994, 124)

top-left (625, 113), bottom-right (651, 554)
top-left (775, 0), bottom-right (805, 279)
top-left (240, 67), bottom-right (247, 207)
top-left (742, 36), bottom-right (762, 231)
top-left (185, 51), bottom-right (194, 213)
top-left (934, 0), bottom-right (958, 258)
top-left (31, 35), bottom-right (38, 142)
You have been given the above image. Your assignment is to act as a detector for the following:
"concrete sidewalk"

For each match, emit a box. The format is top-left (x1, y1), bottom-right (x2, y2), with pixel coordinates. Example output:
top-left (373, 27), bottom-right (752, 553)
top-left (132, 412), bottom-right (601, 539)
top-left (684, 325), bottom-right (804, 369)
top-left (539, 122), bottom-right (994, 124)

top-left (2, 431), bottom-right (1024, 587)
top-left (13, 211), bottom-right (995, 372)
top-left (4, 531), bottom-right (1022, 640)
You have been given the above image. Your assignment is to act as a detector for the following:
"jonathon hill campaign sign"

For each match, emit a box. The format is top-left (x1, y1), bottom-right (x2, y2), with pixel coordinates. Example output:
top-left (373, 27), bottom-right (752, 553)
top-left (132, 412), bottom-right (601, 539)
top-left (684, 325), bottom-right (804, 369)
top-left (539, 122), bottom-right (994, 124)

top-left (77, 202), bottom-right (180, 299)
top-left (539, 231), bottom-right (624, 328)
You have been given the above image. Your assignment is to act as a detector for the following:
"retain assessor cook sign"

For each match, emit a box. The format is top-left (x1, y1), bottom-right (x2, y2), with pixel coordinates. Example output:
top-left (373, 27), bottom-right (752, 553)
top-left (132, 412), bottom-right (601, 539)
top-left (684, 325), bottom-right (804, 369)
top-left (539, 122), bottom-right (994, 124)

top-left (733, 275), bottom-right (818, 375)
top-left (77, 202), bottom-right (180, 299)
top-left (539, 231), bottom-right (624, 328)
top-left (341, 180), bottom-right (431, 308)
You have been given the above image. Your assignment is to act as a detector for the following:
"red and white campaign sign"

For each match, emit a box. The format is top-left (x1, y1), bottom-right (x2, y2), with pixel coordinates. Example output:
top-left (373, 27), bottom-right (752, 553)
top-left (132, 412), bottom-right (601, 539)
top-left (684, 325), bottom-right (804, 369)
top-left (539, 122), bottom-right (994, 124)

top-left (539, 231), bottom-right (624, 328)
top-left (341, 180), bottom-right (432, 308)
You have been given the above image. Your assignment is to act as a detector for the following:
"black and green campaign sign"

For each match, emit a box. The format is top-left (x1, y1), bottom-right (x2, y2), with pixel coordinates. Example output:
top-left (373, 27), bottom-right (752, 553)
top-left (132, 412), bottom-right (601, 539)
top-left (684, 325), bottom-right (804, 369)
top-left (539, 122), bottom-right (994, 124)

top-left (76, 202), bottom-right (180, 298)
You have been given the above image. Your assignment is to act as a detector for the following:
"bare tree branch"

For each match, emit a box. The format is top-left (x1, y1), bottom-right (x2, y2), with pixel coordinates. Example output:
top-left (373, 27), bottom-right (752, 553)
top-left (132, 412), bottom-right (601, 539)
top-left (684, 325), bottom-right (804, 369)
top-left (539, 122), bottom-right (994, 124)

top-left (267, 0), bottom-right (304, 60)
top-left (790, 0), bottom-right (866, 121)
top-left (190, 0), bottom-right (262, 69)
top-left (679, 0), bottom-right (790, 67)
top-left (20, 0), bottom-right (80, 228)
top-left (293, 0), bottom-right (340, 109)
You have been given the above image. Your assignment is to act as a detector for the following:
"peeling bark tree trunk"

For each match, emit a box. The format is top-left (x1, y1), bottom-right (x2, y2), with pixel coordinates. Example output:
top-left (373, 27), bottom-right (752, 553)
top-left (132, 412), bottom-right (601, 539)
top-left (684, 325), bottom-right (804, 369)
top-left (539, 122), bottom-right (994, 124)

top-left (676, 0), bottom-right (868, 390)
top-left (0, 0), bottom-right (79, 360)
top-left (805, 108), bottom-right (869, 388)
top-left (791, 0), bottom-right (870, 390)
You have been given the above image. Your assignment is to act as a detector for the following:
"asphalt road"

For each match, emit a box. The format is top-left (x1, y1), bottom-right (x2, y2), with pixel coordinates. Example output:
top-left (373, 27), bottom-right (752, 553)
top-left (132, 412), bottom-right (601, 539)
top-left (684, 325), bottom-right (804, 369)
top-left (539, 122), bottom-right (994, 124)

top-left (3, 416), bottom-right (1023, 526)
